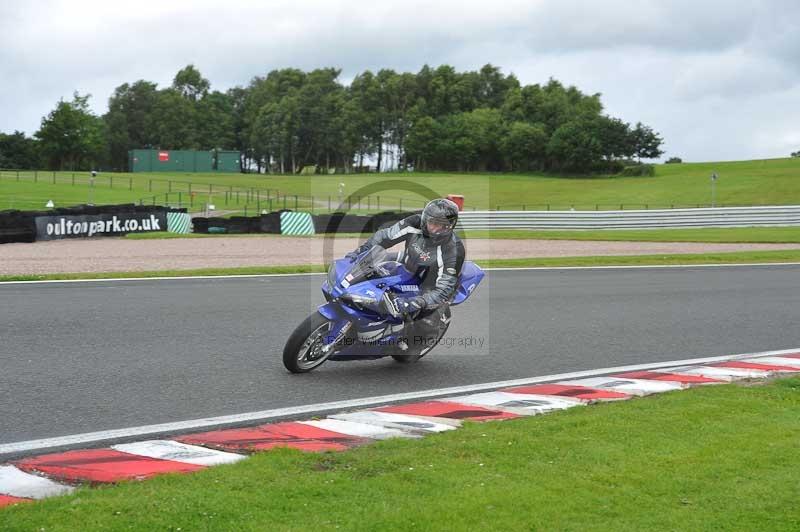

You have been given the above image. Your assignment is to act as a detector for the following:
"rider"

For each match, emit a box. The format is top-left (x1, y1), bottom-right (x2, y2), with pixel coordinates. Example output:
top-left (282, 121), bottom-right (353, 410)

top-left (346, 198), bottom-right (465, 352)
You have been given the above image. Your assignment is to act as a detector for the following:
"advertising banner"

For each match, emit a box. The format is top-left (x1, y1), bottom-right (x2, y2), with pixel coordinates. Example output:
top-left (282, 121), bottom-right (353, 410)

top-left (34, 212), bottom-right (167, 240)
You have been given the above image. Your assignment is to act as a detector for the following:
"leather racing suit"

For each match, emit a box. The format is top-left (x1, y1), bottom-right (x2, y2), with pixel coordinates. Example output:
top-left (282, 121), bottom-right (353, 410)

top-left (352, 214), bottom-right (466, 352)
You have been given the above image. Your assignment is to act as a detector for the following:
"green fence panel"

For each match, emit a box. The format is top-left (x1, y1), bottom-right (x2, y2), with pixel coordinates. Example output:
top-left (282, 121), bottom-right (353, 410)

top-left (195, 151), bottom-right (213, 172)
top-left (128, 149), bottom-right (230, 172)
top-left (280, 211), bottom-right (315, 235)
top-left (215, 150), bottom-right (241, 172)
top-left (167, 212), bottom-right (192, 233)
top-left (129, 149), bottom-right (153, 172)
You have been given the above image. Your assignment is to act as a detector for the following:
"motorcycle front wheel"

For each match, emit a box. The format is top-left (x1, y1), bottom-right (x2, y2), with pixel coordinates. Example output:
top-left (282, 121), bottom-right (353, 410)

top-left (283, 312), bottom-right (335, 373)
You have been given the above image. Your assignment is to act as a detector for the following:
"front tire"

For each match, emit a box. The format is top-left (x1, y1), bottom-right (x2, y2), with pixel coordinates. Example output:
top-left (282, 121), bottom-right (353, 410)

top-left (283, 312), bottom-right (335, 373)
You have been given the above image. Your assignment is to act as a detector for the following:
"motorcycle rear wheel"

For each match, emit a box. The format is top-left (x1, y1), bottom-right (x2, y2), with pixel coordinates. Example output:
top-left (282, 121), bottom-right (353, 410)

top-left (391, 320), bottom-right (450, 364)
top-left (283, 312), bottom-right (335, 373)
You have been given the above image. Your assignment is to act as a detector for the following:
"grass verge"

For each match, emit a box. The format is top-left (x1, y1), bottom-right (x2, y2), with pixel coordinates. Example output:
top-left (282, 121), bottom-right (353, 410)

top-left (479, 250), bottom-right (800, 268)
top-left (0, 265), bottom-right (326, 282)
top-left (122, 226), bottom-right (800, 243)
top-left (462, 226), bottom-right (800, 243)
top-left (124, 232), bottom-right (370, 240)
top-left (3, 250), bottom-right (800, 282)
top-left (3, 377), bottom-right (800, 530)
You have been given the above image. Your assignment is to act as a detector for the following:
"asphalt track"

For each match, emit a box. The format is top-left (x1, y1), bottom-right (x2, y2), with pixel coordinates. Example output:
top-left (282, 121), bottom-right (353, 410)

top-left (2, 265), bottom-right (799, 445)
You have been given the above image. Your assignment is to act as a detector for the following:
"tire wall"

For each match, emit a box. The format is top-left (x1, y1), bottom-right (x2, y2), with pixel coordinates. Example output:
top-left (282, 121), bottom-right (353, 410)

top-left (2, 206), bottom-right (414, 242)
top-left (0, 204), bottom-right (187, 244)
top-left (192, 210), bottom-right (416, 235)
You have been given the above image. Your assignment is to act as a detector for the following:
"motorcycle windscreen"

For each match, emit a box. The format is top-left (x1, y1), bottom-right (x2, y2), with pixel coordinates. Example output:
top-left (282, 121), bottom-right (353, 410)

top-left (340, 246), bottom-right (414, 288)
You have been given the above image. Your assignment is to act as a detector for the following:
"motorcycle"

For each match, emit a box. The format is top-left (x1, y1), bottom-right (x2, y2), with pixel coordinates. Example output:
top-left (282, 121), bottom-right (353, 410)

top-left (282, 246), bottom-right (485, 373)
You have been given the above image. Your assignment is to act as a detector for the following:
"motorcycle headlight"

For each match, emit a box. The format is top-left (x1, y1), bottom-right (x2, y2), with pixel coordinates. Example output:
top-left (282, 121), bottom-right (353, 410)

top-left (346, 293), bottom-right (377, 305)
top-left (340, 293), bottom-right (377, 310)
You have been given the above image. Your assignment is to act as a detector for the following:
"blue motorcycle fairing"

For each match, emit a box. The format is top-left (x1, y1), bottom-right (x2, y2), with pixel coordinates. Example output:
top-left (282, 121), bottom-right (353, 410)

top-left (325, 257), bottom-right (484, 306)
top-left (452, 261), bottom-right (485, 305)
top-left (317, 302), bottom-right (343, 321)
top-left (317, 298), bottom-right (403, 348)
top-left (323, 258), bottom-right (418, 300)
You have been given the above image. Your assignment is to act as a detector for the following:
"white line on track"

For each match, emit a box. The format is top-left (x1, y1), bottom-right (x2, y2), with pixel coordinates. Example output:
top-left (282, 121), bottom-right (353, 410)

top-left (485, 262), bottom-right (800, 271)
top-left (2, 347), bottom-right (797, 456)
top-left (2, 261), bottom-right (800, 285)
top-left (0, 272), bottom-right (325, 285)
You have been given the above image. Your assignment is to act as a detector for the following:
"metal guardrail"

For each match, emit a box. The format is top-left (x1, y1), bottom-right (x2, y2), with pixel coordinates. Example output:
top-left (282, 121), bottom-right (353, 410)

top-left (458, 206), bottom-right (800, 230)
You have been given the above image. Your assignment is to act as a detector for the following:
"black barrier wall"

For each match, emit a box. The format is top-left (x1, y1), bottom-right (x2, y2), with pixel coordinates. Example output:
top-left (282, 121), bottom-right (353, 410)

top-left (191, 210), bottom-right (416, 235)
top-left (35, 212), bottom-right (168, 240)
top-left (1, 205), bottom-right (415, 243)
top-left (0, 205), bottom-right (186, 244)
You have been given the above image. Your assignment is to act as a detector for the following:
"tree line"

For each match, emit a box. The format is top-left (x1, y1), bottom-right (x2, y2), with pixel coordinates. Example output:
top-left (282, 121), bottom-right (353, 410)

top-left (0, 64), bottom-right (664, 174)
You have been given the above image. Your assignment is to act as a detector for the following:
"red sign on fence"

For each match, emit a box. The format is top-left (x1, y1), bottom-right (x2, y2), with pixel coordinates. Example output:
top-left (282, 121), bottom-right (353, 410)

top-left (158, 151), bottom-right (169, 162)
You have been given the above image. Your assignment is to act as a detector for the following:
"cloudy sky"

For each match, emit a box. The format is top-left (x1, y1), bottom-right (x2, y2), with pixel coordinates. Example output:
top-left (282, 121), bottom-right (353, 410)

top-left (2, 0), bottom-right (798, 162)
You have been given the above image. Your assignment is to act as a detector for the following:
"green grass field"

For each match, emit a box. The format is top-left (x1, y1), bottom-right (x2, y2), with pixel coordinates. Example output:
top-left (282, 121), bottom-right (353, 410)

top-left (3, 250), bottom-right (800, 282)
top-left (463, 226), bottom-right (800, 243)
top-left (3, 157), bottom-right (800, 213)
top-left (3, 376), bottom-right (799, 530)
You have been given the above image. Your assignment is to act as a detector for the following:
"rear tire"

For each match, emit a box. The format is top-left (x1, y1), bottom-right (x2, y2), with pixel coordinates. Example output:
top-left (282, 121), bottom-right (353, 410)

top-left (283, 312), bottom-right (335, 373)
top-left (390, 353), bottom-right (422, 364)
top-left (391, 320), bottom-right (450, 364)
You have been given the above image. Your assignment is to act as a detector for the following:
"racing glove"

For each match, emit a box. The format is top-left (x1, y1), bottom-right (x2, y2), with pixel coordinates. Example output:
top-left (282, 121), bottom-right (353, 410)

top-left (397, 296), bottom-right (426, 316)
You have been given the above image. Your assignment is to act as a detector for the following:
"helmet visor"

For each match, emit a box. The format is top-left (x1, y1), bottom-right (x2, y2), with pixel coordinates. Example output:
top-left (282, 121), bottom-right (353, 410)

top-left (425, 217), bottom-right (454, 235)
